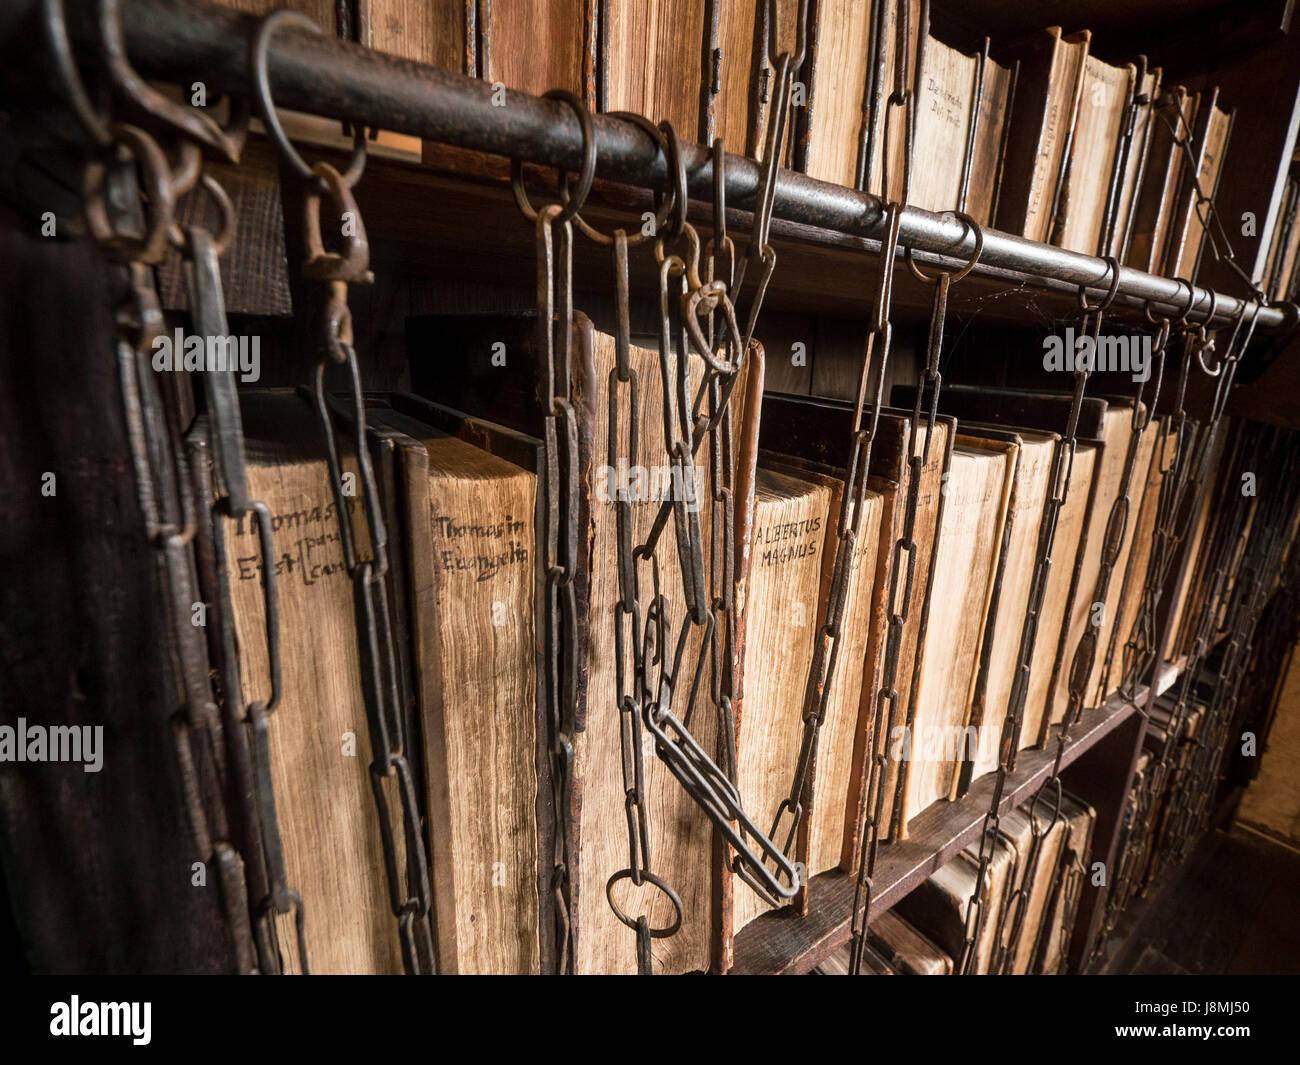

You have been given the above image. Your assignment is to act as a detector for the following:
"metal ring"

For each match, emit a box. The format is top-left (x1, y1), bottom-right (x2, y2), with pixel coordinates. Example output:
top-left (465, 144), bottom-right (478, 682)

top-left (905, 212), bottom-right (984, 283)
top-left (1078, 256), bottom-right (1122, 313)
top-left (657, 120), bottom-right (690, 245)
top-left (560, 112), bottom-right (671, 245)
top-left (251, 10), bottom-right (366, 187)
top-left (1204, 296), bottom-right (1258, 377)
top-left (1193, 286), bottom-right (1219, 329)
top-left (511, 90), bottom-right (595, 225)
top-left (1145, 277), bottom-right (1195, 325)
top-left (169, 170), bottom-right (236, 257)
top-left (83, 122), bottom-right (175, 264)
top-left (604, 869), bottom-right (684, 938)
top-left (302, 161), bottom-right (371, 283)
top-left (99, 0), bottom-right (248, 163)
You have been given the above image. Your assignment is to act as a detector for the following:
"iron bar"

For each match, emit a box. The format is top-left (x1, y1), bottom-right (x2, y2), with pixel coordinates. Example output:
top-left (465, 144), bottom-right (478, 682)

top-left (10, 0), bottom-right (1296, 332)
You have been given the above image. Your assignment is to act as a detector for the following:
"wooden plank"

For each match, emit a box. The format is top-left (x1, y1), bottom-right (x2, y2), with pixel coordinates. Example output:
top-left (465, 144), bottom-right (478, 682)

top-left (730, 691), bottom-right (1143, 974)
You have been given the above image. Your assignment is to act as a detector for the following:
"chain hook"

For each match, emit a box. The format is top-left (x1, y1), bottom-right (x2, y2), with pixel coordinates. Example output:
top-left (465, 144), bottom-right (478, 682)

top-left (1194, 289), bottom-right (1222, 375)
top-left (512, 90), bottom-right (596, 225)
top-left (905, 211), bottom-right (984, 284)
top-left (99, 0), bottom-right (248, 162)
top-left (1078, 255), bottom-right (1123, 315)
top-left (765, 0), bottom-right (809, 69)
top-left (251, 9), bottom-right (368, 189)
top-left (656, 120), bottom-right (691, 248)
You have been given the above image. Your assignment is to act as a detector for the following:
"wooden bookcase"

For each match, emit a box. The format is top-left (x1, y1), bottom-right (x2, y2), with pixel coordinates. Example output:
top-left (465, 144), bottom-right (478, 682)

top-left (1, 0), bottom-right (1297, 974)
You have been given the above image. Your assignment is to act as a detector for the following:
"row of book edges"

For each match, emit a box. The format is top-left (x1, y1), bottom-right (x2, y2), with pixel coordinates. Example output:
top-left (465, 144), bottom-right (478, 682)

top-left (217, 311), bottom-right (1230, 973)
top-left (1262, 158), bottom-right (1300, 304)
top-left (813, 788), bottom-right (1097, 975)
top-left (228, 2), bottom-right (1257, 283)
top-left (1119, 691), bottom-right (1210, 896)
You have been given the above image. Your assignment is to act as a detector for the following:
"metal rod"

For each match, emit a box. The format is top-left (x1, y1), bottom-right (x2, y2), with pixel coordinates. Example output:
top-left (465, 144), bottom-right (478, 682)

top-left (20, 0), bottom-right (1296, 332)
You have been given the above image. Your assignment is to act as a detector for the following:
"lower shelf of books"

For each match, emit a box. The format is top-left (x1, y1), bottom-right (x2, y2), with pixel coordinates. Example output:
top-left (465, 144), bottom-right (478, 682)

top-left (731, 689), bottom-right (1151, 975)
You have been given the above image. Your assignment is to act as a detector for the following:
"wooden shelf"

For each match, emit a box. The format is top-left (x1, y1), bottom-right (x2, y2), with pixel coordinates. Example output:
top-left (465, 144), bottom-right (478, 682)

top-left (1155, 655), bottom-right (1189, 697)
top-left (729, 690), bottom-right (1150, 975)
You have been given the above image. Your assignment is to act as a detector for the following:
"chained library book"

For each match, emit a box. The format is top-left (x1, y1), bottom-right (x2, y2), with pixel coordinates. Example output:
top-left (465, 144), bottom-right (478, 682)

top-left (220, 390), bottom-right (403, 974)
top-left (369, 402), bottom-right (543, 975)
top-left (901, 438), bottom-right (1011, 827)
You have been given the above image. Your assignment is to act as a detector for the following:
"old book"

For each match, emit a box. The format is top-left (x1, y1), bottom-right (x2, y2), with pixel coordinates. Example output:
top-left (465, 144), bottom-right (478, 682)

top-left (1026, 440), bottom-right (1099, 747)
top-left (408, 313), bottom-right (757, 974)
top-left (1104, 418), bottom-right (1167, 696)
top-left (487, 1), bottom-right (593, 99)
top-left (715, 0), bottom-right (803, 158)
top-left (889, 384), bottom-right (1106, 754)
top-left (1143, 695), bottom-right (1207, 876)
top-left (216, 1), bottom-right (466, 71)
top-left (815, 942), bottom-right (896, 974)
top-left (1176, 422), bottom-right (1251, 658)
top-left (1127, 86), bottom-right (1200, 274)
top-left (732, 465), bottom-right (832, 931)
top-left (909, 35), bottom-right (981, 215)
top-left (716, 341), bottom-right (767, 973)
top-left (758, 395), bottom-right (953, 842)
top-left (1084, 409), bottom-right (1158, 707)
top-left (603, 0), bottom-right (709, 140)
top-left (578, 325), bottom-right (740, 971)
top-left (1034, 790), bottom-right (1095, 974)
top-left (1107, 62), bottom-right (1163, 258)
top-left (220, 391), bottom-right (402, 973)
top-left (997, 804), bottom-right (1069, 975)
top-left (994, 27), bottom-right (1091, 243)
top-left (368, 401), bottom-right (542, 975)
top-left (1268, 177), bottom-right (1300, 302)
top-left (1057, 55), bottom-right (1136, 254)
top-left (795, 0), bottom-right (879, 187)
top-left (959, 426), bottom-right (1058, 786)
top-left (865, 0), bottom-right (925, 200)
top-left (1166, 92), bottom-right (1232, 281)
top-left (867, 908), bottom-right (953, 975)
top-left (902, 33), bottom-right (1016, 219)
top-left (758, 451), bottom-right (890, 882)
top-left (1162, 421), bottom-right (1228, 661)
top-left (965, 50), bottom-right (1017, 227)
top-left (1047, 400), bottom-right (1136, 729)
top-left (900, 440), bottom-right (1012, 828)
top-left (366, 0), bottom-right (468, 70)
top-left (893, 834), bottom-right (1016, 974)
top-left (1261, 176), bottom-right (1294, 300)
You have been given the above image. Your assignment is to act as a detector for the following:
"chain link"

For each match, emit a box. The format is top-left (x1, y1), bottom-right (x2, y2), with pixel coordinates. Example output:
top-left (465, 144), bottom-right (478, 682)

top-left (844, 210), bottom-right (984, 973)
top-left (998, 266), bottom-right (1171, 964)
top-left (53, 0), bottom-right (290, 973)
top-left (949, 260), bottom-right (1123, 974)
top-left (1153, 98), bottom-right (1263, 298)
top-left (1092, 298), bottom-right (1266, 958)
top-left (252, 8), bottom-right (437, 973)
